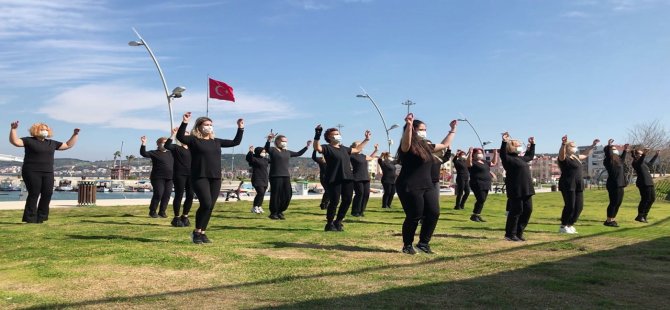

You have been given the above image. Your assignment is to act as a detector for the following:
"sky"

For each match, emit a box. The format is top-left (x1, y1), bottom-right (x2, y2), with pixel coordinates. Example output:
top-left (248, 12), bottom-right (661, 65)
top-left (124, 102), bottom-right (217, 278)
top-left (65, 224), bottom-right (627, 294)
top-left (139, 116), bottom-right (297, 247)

top-left (1, 0), bottom-right (669, 161)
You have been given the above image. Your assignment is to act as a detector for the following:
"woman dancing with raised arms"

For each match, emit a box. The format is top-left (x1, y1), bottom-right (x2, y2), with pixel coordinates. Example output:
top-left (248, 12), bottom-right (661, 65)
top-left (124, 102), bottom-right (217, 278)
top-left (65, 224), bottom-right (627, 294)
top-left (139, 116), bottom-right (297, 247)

top-left (467, 147), bottom-right (498, 222)
top-left (165, 127), bottom-right (194, 227)
top-left (313, 125), bottom-right (370, 232)
top-left (631, 147), bottom-right (660, 223)
top-left (557, 136), bottom-right (599, 234)
top-left (177, 112), bottom-right (244, 244)
top-left (350, 143), bottom-right (378, 217)
top-left (395, 113), bottom-right (457, 254)
top-left (264, 133), bottom-right (310, 220)
top-left (500, 132), bottom-right (535, 242)
top-left (140, 135), bottom-right (174, 219)
top-left (246, 145), bottom-right (269, 214)
top-left (378, 152), bottom-right (397, 209)
top-left (602, 139), bottom-right (628, 227)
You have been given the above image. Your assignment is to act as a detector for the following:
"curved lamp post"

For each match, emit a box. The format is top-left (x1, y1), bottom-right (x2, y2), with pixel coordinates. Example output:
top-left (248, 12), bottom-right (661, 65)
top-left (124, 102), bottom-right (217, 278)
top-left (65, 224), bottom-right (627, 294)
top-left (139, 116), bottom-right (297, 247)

top-left (457, 117), bottom-right (489, 150)
top-left (128, 27), bottom-right (185, 131)
top-left (356, 93), bottom-right (399, 153)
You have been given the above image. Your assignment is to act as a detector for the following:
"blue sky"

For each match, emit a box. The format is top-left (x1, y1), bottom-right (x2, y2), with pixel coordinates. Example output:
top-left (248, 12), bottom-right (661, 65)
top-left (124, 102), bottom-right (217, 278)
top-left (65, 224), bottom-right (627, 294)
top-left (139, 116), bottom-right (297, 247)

top-left (1, 0), bottom-right (669, 161)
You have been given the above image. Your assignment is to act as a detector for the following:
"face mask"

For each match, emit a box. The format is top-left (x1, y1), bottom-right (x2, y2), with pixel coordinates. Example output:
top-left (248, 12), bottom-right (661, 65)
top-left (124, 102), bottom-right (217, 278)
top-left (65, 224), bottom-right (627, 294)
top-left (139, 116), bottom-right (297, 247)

top-left (476, 154), bottom-right (484, 160)
top-left (387, 156), bottom-right (394, 161)
top-left (261, 152), bottom-right (267, 158)
top-left (279, 141), bottom-right (288, 149)
top-left (201, 125), bottom-right (213, 134)
top-left (332, 135), bottom-right (342, 143)
top-left (516, 146), bottom-right (524, 153)
top-left (459, 155), bottom-right (466, 160)
top-left (39, 130), bottom-right (49, 138)
top-left (570, 147), bottom-right (578, 154)
top-left (612, 150), bottom-right (619, 155)
top-left (416, 130), bottom-right (427, 139)
top-left (158, 143), bottom-right (165, 149)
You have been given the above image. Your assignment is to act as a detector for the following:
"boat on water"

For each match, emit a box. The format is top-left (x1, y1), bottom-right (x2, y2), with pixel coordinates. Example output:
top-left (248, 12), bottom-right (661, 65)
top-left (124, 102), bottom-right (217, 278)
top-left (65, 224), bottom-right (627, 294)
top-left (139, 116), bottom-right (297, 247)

top-left (55, 179), bottom-right (73, 191)
top-left (0, 178), bottom-right (21, 191)
top-left (110, 181), bottom-right (125, 192)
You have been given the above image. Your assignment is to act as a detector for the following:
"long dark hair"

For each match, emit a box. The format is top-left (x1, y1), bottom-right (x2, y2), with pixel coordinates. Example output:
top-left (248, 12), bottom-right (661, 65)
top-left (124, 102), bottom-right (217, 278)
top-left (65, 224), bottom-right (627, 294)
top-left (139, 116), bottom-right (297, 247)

top-left (397, 119), bottom-right (433, 162)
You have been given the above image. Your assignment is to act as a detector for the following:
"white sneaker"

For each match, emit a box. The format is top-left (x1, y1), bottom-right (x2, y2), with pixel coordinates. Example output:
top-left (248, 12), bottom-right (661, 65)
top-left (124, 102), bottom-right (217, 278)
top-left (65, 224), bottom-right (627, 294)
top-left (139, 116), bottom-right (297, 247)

top-left (568, 226), bottom-right (578, 234)
top-left (251, 206), bottom-right (259, 214)
top-left (258, 206), bottom-right (265, 214)
top-left (559, 226), bottom-right (569, 233)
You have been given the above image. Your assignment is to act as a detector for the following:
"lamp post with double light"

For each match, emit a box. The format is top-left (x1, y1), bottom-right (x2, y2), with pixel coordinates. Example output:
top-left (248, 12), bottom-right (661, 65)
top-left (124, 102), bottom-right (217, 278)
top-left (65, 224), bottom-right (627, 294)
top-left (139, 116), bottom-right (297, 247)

top-left (356, 93), bottom-right (399, 153)
top-left (128, 28), bottom-right (185, 131)
top-left (457, 117), bottom-right (491, 150)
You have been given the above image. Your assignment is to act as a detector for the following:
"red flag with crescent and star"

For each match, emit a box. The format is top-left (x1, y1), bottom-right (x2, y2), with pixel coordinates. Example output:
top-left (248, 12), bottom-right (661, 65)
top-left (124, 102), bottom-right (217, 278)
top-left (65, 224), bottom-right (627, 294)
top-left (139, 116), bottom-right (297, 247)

top-left (208, 78), bottom-right (235, 102)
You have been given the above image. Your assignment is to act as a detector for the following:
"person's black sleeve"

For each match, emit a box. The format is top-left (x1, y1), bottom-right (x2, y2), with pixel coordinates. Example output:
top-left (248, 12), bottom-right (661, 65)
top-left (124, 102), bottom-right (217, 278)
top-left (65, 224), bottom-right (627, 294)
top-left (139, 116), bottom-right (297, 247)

top-left (218, 128), bottom-right (244, 148)
top-left (290, 146), bottom-right (308, 157)
top-left (264, 141), bottom-right (272, 154)
top-left (442, 148), bottom-right (452, 164)
top-left (246, 151), bottom-right (254, 164)
top-left (523, 143), bottom-right (535, 162)
top-left (140, 145), bottom-right (151, 158)
top-left (176, 122), bottom-right (193, 146)
top-left (648, 154), bottom-right (659, 167)
top-left (165, 138), bottom-right (176, 151)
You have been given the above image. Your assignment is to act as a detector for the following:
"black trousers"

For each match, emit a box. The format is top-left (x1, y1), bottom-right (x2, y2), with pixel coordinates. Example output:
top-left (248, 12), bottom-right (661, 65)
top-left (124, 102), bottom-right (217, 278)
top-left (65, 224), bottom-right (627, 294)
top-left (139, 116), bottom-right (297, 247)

top-left (253, 185), bottom-right (268, 206)
top-left (21, 171), bottom-right (54, 223)
top-left (560, 190), bottom-right (584, 226)
top-left (397, 185), bottom-right (440, 246)
top-left (149, 178), bottom-right (173, 215)
top-left (269, 177), bottom-right (292, 215)
top-left (505, 195), bottom-right (533, 238)
top-left (606, 186), bottom-right (625, 218)
top-left (172, 174), bottom-right (194, 217)
top-left (351, 180), bottom-right (371, 215)
top-left (320, 178), bottom-right (330, 208)
top-left (192, 177), bottom-right (222, 230)
top-left (382, 182), bottom-right (396, 208)
top-left (637, 185), bottom-right (656, 217)
top-left (326, 180), bottom-right (354, 223)
top-left (455, 177), bottom-right (470, 208)
top-left (472, 187), bottom-right (489, 215)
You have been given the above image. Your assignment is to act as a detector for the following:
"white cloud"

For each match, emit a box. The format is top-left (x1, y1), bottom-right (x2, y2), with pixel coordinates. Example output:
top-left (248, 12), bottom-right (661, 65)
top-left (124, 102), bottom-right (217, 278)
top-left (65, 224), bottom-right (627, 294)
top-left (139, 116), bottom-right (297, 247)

top-left (38, 83), bottom-right (305, 131)
top-left (561, 11), bottom-right (591, 18)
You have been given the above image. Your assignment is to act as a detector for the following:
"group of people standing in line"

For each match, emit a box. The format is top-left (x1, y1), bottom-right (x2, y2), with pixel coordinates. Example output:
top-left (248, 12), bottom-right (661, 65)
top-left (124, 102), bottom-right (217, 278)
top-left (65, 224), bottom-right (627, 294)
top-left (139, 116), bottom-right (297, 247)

top-left (8, 113), bottom-right (663, 253)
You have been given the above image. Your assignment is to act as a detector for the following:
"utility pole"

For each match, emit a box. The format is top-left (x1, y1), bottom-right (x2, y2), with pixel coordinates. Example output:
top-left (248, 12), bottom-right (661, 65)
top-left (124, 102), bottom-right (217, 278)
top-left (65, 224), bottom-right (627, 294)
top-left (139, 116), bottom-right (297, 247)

top-left (401, 100), bottom-right (415, 114)
top-left (336, 124), bottom-right (344, 132)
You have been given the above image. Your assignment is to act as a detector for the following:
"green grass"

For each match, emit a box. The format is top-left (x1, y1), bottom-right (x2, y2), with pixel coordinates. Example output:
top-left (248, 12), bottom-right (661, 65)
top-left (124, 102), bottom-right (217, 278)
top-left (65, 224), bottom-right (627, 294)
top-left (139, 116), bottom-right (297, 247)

top-left (1, 185), bottom-right (669, 309)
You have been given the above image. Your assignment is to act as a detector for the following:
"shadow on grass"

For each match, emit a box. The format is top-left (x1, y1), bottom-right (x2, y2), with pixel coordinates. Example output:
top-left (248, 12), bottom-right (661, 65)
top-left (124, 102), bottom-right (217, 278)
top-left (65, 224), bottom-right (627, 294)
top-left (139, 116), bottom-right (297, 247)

top-left (65, 213), bottom-right (138, 218)
top-left (65, 234), bottom-right (164, 243)
top-left (452, 226), bottom-right (549, 234)
top-left (24, 216), bottom-right (670, 309)
top-left (264, 241), bottom-right (397, 253)
top-left (79, 220), bottom-right (160, 227)
top-left (209, 225), bottom-right (315, 232)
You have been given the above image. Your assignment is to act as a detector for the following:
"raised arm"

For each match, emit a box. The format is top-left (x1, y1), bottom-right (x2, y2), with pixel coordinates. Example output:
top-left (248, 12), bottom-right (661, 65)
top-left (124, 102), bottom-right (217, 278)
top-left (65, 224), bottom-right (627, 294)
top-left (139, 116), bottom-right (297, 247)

top-left (433, 120), bottom-right (458, 152)
top-left (365, 144), bottom-right (379, 161)
top-left (245, 146), bottom-right (254, 164)
top-left (351, 130), bottom-right (371, 154)
top-left (559, 135), bottom-right (568, 162)
top-left (620, 144), bottom-right (629, 162)
top-left (58, 128), bottom-right (80, 150)
top-left (176, 112), bottom-right (193, 145)
top-left (648, 150), bottom-right (660, 166)
top-left (164, 127), bottom-right (178, 151)
top-left (578, 139), bottom-right (599, 161)
top-left (466, 147), bottom-right (474, 167)
top-left (523, 137), bottom-right (535, 162)
top-left (9, 121), bottom-right (23, 147)
top-left (313, 125), bottom-right (323, 154)
top-left (290, 140), bottom-right (311, 157)
top-left (400, 113), bottom-right (413, 153)
top-left (312, 149), bottom-right (325, 164)
top-left (218, 118), bottom-right (245, 148)
top-left (139, 136), bottom-right (150, 158)
top-left (442, 147), bottom-right (452, 164)
top-left (491, 149), bottom-right (499, 166)
top-left (500, 132), bottom-right (510, 164)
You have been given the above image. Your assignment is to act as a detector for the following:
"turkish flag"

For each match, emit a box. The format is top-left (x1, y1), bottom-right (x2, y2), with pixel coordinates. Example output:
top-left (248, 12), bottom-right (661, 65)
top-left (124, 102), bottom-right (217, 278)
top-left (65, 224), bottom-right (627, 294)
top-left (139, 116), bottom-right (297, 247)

top-left (209, 78), bottom-right (235, 102)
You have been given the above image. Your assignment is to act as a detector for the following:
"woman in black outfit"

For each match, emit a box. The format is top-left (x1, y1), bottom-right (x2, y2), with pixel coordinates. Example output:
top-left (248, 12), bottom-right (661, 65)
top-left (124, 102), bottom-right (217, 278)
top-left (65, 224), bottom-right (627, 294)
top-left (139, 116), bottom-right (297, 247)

top-left (378, 152), bottom-right (397, 209)
top-left (177, 112), bottom-right (244, 244)
top-left (631, 148), bottom-right (659, 223)
top-left (9, 121), bottom-right (79, 223)
top-left (313, 125), bottom-right (370, 232)
top-left (603, 139), bottom-right (628, 227)
top-left (312, 149), bottom-right (329, 210)
top-left (246, 145), bottom-right (269, 214)
top-left (396, 113), bottom-right (457, 254)
top-left (500, 132), bottom-right (535, 242)
top-left (467, 147), bottom-right (498, 222)
top-left (452, 150), bottom-right (470, 210)
top-left (264, 133), bottom-right (310, 220)
top-left (557, 136), bottom-right (598, 234)
top-left (350, 143), bottom-right (378, 217)
top-left (140, 135), bottom-right (174, 219)
top-left (165, 127), bottom-right (194, 227)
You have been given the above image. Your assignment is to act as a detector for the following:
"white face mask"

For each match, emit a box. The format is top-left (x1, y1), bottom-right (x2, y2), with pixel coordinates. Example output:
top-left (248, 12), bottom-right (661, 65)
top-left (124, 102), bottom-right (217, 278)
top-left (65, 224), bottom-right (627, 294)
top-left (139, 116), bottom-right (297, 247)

top-left (612, 149), bottom-right (620, 155)
top-left (332, 135), bottom-right (342, 143)
top-left (476, 154), bottom-right (484, 160)
top-left (201, 125), bottom-right (213, 134)
top-left (261, 152), bottom-right (268, 158)
top-left (459, 155), bottom-right (466, 160)
top-left (516, 146), bottom-right (524, 153)
top-left (39, 130), bottom-right (49, 138)
top-left (387, 156), bottom-right (394, 161)
top-left (279, 141), bottom-right (288, 149)
top-left (416, 130), bottom-right (427, 139)
top-left (570, 147), bottom-right (578, 154)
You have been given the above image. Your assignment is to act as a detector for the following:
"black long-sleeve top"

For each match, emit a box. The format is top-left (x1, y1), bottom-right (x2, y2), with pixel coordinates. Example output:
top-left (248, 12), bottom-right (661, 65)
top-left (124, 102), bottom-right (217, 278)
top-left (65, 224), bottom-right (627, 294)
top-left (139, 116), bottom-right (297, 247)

top-left (264, 141), bottom-right (308, 178)
top-left (558, 157), bottom-right (584, 192)
top-left (500, 140), bottom-right (535, 198)
top-left (603, 145), bottom-right (627, 188)
top-left (246, 148), bottom-right (269, 187)
top-left (164, 138), bottom-right (191, 176)
top-left (632, 153), bottom-right (659, 187)
top-left (20, 137), bottom-right (63, 173)
top-left (350, 153), bottom-right (370, 182)
top-left (378, 158), bottom-right (397, 184)
top-left (453, 156), bottom-right (470, 181)
top-left (396, 144), bottom-right (435, 192)
top-left (469, 160), bottom-right (493, 190)
top-left (312, 150), bottom-right (327, 182)
top-left (176, 121), bottom-right (243, 178)
top-left (431, 148), bottom-right (452, 183)
top-left (140, 145), bottom-right (174, 179)
top-left (320, 144), bottom-right (354, 184)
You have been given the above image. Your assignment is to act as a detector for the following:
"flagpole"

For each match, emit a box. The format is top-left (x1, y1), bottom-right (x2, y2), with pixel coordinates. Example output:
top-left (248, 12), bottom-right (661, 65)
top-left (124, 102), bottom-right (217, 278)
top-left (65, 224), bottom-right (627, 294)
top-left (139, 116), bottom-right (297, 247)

top-left (206, 74), bottom-right (210, 117)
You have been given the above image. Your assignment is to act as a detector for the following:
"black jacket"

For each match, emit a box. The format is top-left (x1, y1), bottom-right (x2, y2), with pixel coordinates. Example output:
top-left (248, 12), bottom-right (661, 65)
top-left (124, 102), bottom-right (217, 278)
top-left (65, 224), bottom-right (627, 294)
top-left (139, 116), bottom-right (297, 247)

top-left (246, 147), bottom-right (269, 187)
top-left (603, 145), bottom-right (627, 188)
top-left (500, 140), bottom-right (535, 198)
top-left (632, 153), bottom-right (658, 187)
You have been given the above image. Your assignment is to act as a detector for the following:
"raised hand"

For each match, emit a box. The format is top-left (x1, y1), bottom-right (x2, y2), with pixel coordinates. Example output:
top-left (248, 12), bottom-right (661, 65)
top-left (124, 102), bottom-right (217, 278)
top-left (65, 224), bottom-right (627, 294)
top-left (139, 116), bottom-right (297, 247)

top-left (73, 128), bottom-right (80, 135)
top-left (364, 130), bottom-right (372, 140)
top-left (501, 132), bottom-right (509, 142)
top-left (10, 121), bottom-right (19, 129)
top-left (608, 139), bottom-right (614, 146)
top-left (140, 136), bottom-right (147, 144)
top-left (592, 139), bottom-right (600, 146)
top-left (528, 137), bottom-right (535, 144)
top-left (405, 113), bottom-right (414, 126)
top-left (315, 124), bottom-right (323, 134)
top-left (623, 143), bottom-right (630, 150)
top-left (306, 140), bottom-right (312, 147)
top-left (182, 112), bottom-right (191, 123)
top-left (449, 119), bottom-right (458, 130)
top-left (374, 143), bottom-right (379, 150)
top-left (237, 118), bottom-right (244, 128)
top-left (249, 145), bottom-right (254, 152)
top-left (468, 146), bottom-right (474, 153)
top-left (267, 131), bottom-right (276, 141)
top-left (562, 135), bottom-right (568, 144)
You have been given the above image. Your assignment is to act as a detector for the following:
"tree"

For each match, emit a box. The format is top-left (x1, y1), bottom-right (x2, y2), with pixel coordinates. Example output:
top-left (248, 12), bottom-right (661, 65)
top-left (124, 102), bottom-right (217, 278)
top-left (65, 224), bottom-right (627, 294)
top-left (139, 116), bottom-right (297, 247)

top-left (627, 120), bottom-right (669, 151)
top-left (113, 151), bottom-right (121, 168)
top-left (126, 155), bottom-right (136, 178)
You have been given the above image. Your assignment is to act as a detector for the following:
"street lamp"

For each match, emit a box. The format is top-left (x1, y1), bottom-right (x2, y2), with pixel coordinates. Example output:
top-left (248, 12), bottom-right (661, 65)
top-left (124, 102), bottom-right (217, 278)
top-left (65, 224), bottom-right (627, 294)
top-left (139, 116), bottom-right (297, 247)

top-left (356, 93), bottom-right (398, 153)
top-left (457, 117), bottom-right (487, 150)
top-left (128, 27), bottom-right (185, 131)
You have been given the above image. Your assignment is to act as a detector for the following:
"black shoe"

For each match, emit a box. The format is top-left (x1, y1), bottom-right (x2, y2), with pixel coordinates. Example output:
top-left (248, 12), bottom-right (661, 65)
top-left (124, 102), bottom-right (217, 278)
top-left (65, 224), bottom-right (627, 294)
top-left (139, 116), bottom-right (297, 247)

top-left (171, 217), bottom-right (184, 227)
top-left (416, 243), bottom-right (434, 254)
top-left (604, 220), bottom-right (619, 227)
top-left (634, 215), bottom-right (644, 223)
top-left (324, 222), bottom-right (336, 231)
top-left (477, 215), bottom-right (486, 222)
top-left (158, 212), bottom-right (168, 218)
top-left (200, 233), bottom-right (211, 244)
top-left (191, 231), bottom-right (203, 244)
top-left (504, 235), bottom-right (521, 242)
top-left (470, 214), bottom-right (481, 222)
top-left (516, 235), bottom-right (526, 242)
top-left (333, 221), bottom-right (344, 232)
top-left (402, 244), bottom-right (417, 255)
top-left (180, 215), bottom-right (191, 227)
top-left (351, 213), bottom-right (360, 217)
top-left (278, 213), bottom-right (286, 220)
top-left (453, 205), bottom-right (460, 210)
top-left (269, 214), bottom-right (280, 220)
top-left (360, 212), bottom-right (365, 217)
top-left (149, 212), bottom-right (158, 218)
